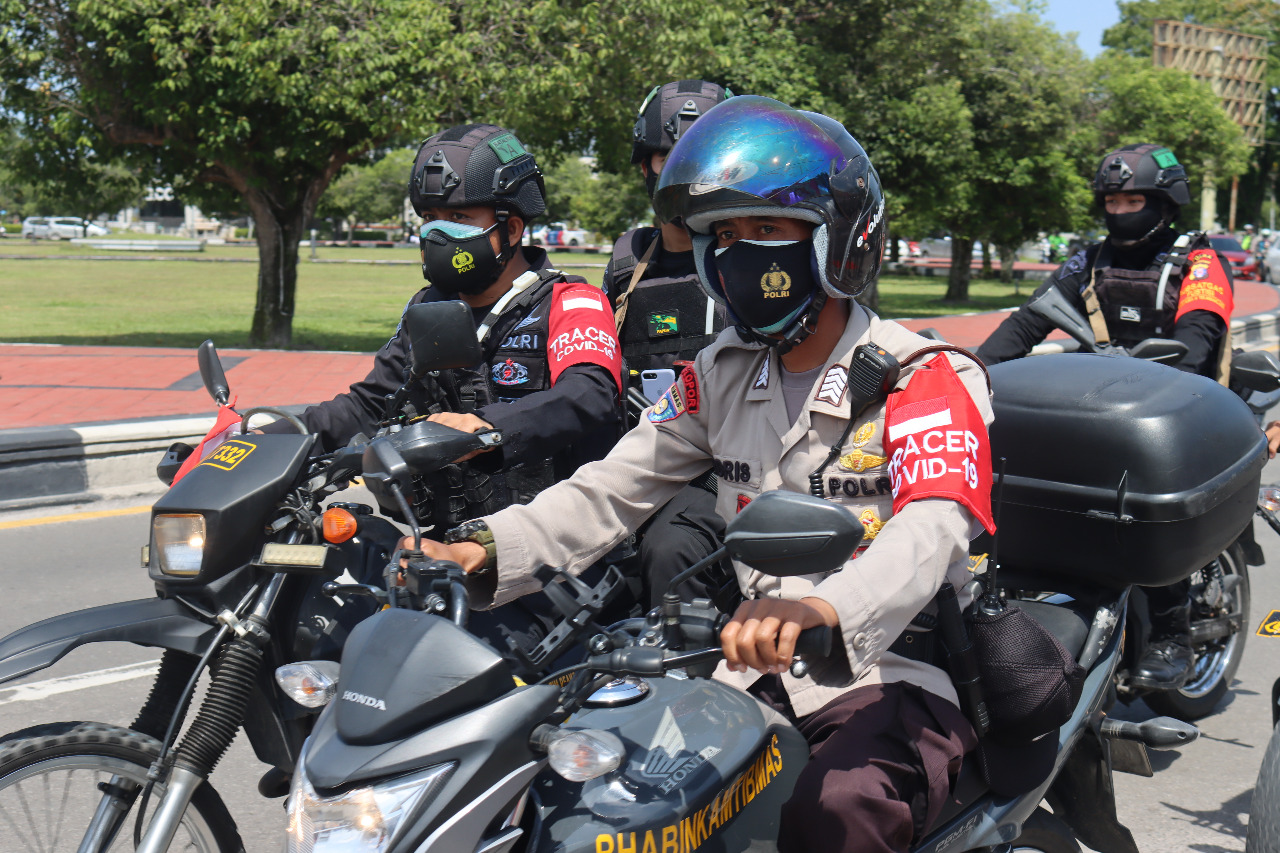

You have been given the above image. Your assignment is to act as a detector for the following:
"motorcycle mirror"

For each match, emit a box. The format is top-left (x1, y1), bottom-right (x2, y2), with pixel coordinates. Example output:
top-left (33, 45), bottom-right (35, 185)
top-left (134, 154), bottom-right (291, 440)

top-left (405, 301), bottom-right (484, 380)
top-left (197, 339), bottom-right (231, 406)
top-left (724, 491), bottom-right (863, 577)
top-left (1023, 287), bottom-right (1099, 353)
top-left (1232, 350), bottom-right (1280, 392)
top-left (1128, 338), bottom-right (1189, 364)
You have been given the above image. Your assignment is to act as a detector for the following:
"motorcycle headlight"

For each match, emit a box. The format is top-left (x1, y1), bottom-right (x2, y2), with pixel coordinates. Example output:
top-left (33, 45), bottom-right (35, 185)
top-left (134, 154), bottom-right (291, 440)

top-left (152, 513), bottom-right (207, 577)
top-left (286, 753), bottom-right (455, 853)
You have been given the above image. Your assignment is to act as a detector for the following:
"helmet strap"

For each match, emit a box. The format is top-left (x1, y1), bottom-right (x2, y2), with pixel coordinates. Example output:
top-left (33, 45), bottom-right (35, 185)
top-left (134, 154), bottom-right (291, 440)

top-left (738, 290), bottom-right (828, 355)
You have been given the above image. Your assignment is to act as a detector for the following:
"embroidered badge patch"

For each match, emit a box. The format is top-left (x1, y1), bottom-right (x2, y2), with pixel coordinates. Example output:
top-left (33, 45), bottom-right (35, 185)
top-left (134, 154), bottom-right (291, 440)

top-left (736, 494), bottom-right (752, 513)
top-left (491, 358), bottom-right (530, 386)
top-left (753, 358), bottom-right (770, 390)
top-left (681, 369), bottom-right (700, 414)
top-left (647, 384), bottom-right (687, 423)
top-left (814, 364), bottom-right (848, 407)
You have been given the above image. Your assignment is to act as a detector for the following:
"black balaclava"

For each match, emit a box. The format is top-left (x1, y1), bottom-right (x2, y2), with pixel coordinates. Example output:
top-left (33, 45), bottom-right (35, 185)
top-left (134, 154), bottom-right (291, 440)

top-left (1105, 193), bottom-right (1174, 250)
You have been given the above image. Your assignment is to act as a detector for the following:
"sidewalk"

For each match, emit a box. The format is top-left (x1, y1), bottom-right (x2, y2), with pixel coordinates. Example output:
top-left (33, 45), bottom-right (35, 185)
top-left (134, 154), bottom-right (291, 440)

top-left (2, 279), bottom-right (1278, 509)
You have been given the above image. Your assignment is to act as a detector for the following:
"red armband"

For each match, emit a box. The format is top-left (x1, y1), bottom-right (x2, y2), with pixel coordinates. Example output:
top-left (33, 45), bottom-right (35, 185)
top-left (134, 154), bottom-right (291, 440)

top-left (884, 356), bottom-right (995, 533)
top-left (545, 281), bottom-right (623, 391)
top-left (1175, 249), bottom-right (1234, 325)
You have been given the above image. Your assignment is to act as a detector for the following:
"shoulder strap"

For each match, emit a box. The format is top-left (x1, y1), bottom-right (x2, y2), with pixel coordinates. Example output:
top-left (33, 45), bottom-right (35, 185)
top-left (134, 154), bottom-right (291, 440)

top-left (1152, 231), bottom-right (1199, 334)
top-left (614, 232), bottom-right (660, 329)
top-left (476, 268), bottom-right (559, 357)
top-left (899, 343), bottom-right (992, 394)
top-left (1079, 243), bottom-right (1112, 346)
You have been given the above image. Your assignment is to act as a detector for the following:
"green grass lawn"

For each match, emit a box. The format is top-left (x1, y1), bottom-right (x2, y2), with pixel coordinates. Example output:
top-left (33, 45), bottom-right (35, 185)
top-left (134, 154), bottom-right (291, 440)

top-left (0, 240), bottom-right (1026, 350)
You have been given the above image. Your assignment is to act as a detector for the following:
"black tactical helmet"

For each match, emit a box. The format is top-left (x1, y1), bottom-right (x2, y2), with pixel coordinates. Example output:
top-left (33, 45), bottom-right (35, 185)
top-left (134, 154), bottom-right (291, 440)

top-left (1093, 143), bottom-right (1190, 208)
top-left (408, 124), bottom-right (546, 221)
top-left (654, 96), bottom-right (885, 300)
top-left (630, 80), bottom-right (732, 165)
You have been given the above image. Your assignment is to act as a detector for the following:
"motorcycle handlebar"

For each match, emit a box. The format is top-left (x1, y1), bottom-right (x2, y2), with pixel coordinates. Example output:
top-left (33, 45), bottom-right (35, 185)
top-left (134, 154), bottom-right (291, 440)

top-left (583, 625), bottom-right (832, 677)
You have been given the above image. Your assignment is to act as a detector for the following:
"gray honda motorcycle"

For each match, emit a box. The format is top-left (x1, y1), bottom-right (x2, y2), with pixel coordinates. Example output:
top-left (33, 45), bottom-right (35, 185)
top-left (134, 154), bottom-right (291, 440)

top-left (280, 354), bottom-right (1263, 853)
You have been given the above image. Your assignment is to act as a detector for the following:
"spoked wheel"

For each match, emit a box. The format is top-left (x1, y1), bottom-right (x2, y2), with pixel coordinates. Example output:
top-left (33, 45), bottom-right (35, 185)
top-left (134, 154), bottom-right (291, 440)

top-left (1146, 544), bottom-right (1250, 721)
top-left (1010, 808), bottom-right (1082, 853)
top-left (0, 721), bottom-right (242, 852)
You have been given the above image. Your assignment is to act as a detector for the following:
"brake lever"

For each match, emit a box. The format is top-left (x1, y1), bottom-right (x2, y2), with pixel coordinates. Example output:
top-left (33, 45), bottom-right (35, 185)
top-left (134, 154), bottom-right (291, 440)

top-left (321, 582), bottom-right (389, 605)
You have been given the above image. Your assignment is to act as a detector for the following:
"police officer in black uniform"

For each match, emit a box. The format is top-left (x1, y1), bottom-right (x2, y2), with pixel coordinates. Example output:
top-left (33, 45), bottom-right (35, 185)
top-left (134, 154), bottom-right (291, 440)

top-left (603, 81), bottom-right (734, 607)
top-left (978, 143), bottom-right (1234, 689)
top-left (265, 124), bottom-right (625, 654)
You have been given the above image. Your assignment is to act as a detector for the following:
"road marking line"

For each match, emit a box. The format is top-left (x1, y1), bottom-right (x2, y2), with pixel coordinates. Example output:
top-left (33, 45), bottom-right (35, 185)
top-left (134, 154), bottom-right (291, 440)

top-left (0, 505), bottom-right (151, 531)
top-left (0, 660), bottom-right (159, 705)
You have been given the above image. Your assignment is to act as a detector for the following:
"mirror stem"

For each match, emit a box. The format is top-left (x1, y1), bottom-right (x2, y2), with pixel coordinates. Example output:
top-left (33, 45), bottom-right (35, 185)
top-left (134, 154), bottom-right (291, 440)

top-left (664, 546), bottom-right (728, 597)
top-left (389, 481), bottom-right (422, 552)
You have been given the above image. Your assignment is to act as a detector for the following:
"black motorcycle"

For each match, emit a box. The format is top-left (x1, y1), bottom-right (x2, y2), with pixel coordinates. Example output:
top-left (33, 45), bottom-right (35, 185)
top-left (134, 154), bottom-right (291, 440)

top-left (0, 300), bottom-right (493, 852)
top-left (277, 353), bottom-right (1262, 853)
top-left (1014, 286), bottom-right (1271, 720)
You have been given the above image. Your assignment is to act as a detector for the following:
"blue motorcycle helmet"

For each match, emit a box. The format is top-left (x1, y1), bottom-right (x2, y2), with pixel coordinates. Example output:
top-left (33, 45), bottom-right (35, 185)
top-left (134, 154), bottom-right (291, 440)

top-left (653, 96), bottom-right (885, 347)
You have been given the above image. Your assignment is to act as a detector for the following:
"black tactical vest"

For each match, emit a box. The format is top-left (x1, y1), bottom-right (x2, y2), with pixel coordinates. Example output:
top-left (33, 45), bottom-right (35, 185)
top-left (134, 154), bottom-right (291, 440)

top-left (400, 270), bottom-right (568, 532)
top-left (609, 228), bottom-right (727, 374)
top-left (1073, 232), bottom-right (1210, 350)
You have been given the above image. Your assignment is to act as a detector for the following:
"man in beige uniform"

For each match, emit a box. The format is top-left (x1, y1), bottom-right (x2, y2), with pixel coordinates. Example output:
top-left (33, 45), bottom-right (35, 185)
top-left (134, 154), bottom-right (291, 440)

top-left (423, 97), bottom-right (995, 852)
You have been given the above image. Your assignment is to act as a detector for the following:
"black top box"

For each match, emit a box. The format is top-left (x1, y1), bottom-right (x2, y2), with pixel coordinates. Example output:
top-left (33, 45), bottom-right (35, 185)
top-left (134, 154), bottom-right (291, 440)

top-left (981, 354), bottom-right (1265, 589)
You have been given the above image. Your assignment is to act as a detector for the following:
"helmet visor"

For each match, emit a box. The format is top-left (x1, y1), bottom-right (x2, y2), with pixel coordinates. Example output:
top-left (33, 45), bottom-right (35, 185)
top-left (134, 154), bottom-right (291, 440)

top-left (654, 96), bottom-right (850, 224)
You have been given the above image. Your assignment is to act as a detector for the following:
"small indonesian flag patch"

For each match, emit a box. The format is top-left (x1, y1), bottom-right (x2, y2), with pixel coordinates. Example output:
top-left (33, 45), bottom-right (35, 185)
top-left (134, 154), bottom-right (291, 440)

top-left (884, 355), bottom-right (994, 533)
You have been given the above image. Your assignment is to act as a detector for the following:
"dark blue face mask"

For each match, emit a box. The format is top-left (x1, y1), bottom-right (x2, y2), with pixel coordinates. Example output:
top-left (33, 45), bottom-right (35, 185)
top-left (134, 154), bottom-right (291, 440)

top-left (713, 238), bottom-right (818, 334)
top-left (420, 219), bottom-right (504, 295)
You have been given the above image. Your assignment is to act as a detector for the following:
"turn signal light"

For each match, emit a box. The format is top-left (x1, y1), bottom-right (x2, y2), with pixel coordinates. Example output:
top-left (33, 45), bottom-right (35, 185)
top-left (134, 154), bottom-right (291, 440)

top-left (322, 507), bottom-right (360, 544)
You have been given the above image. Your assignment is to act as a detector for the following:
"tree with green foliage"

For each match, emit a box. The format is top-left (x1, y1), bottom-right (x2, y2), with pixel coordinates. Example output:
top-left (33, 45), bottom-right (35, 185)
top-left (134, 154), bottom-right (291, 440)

top-left (542, 156), bottom-right (650, 244)
top-left (1088, 52), bottom-right (1251, 190)
top-left (1102, 0), bottom-right (1279, 226)
top-left (938, 7), bottom-right (1094, 298)
top-left (318, 148), bottom-right (415, 244)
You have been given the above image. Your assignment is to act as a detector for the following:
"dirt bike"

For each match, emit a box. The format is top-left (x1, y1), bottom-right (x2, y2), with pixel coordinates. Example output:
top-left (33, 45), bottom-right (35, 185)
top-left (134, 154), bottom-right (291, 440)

top-left (0, 300), bottom-right (495, 852)
top-left (277, 351), bottom-right (1264, 853)
top-left (1010, 286), bottom-right (1270, 721)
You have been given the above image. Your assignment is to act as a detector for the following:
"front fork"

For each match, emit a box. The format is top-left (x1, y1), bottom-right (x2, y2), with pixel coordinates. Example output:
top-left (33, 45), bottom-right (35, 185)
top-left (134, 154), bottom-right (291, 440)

top-left (75, 574), bottom-right (284, 853)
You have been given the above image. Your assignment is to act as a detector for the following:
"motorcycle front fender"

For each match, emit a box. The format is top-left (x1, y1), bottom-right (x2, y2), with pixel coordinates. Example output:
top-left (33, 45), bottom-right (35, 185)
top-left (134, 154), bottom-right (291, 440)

top-left (0, 598), bottom-right (216, 685)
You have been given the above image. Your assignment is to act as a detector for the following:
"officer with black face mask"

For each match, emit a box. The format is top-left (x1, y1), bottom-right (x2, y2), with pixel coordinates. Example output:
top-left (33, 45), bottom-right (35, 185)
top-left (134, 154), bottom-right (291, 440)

top-left (977, 143), bottom-right (1235, 692)
top-left (266, 122), bottom-right (624, 541)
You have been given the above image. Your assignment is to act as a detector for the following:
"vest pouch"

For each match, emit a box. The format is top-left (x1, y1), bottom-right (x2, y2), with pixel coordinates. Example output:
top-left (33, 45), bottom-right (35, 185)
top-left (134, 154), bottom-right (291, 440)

top-left (1093, 265), bottom-right (1178, 345)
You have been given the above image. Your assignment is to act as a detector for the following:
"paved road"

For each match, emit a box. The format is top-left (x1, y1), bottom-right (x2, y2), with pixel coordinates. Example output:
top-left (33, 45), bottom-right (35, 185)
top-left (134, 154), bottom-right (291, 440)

top-left (1, 474), bottom-right (1280, 852)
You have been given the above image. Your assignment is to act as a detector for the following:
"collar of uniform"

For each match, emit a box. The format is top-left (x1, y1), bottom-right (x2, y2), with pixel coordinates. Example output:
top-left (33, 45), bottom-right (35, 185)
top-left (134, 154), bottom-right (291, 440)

top-left (805, 303), bottom-right (873, 419)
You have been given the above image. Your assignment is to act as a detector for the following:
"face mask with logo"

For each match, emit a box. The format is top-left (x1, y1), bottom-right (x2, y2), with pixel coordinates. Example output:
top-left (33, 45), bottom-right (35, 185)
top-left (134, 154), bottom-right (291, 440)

top-left (714, 239), bottom-right (818, 334)
top-left (420, 219), bottom-right (504, 296)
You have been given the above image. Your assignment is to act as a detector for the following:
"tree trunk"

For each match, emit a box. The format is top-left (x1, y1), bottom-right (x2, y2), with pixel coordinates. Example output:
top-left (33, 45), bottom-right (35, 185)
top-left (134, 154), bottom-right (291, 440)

top-left (998, 244), bottom-right (1017, 284)
top-left (980, 242), bottom-right (993, 278)
top-left (247, 199), bottom-right (304, 348)
top-left (945, 236), bottom-right (973, 302)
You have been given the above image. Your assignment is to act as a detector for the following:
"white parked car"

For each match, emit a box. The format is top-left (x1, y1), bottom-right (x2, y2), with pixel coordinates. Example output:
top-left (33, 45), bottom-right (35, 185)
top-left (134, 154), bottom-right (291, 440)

top-left (20, 216), bottom-right (48, 238)
top-left (41, 217), bottom-right (110, 239)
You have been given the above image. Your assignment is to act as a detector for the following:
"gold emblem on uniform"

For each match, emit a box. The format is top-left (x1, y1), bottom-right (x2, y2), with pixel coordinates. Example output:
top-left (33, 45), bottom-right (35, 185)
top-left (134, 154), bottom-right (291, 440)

top-left (760, 263), bottom-right (791, 298)
top-left (839, 423), bottom-right (885, 472)
top-left (859, 509), bottom-right (884, 541)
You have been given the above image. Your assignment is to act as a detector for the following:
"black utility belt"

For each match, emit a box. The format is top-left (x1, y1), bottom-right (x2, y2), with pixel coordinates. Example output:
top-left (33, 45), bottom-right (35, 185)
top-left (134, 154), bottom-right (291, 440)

top-left (888, 629), bottom-right (941, 667)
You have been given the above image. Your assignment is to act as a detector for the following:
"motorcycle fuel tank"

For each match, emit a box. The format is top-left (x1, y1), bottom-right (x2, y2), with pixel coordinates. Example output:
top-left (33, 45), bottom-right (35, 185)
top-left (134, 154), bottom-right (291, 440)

top-left (529, 676), bottom-right (808, 853)
top-left (980, 354), bottom-right (1265, 588)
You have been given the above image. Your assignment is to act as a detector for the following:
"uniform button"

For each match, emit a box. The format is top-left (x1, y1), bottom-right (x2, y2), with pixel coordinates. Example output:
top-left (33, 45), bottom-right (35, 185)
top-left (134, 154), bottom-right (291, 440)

top-left (852, 632), bottom-right (868, 649)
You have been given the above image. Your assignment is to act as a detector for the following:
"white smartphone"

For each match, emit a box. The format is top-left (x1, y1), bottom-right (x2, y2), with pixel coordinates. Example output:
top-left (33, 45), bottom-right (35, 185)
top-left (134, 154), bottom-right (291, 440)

top-left (640, 368), bottom-right (676, 403)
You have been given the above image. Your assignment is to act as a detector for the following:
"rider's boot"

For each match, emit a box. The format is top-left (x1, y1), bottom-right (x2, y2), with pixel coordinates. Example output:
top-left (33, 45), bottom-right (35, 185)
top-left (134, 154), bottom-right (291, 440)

top-left (1132, 598), bottom-right (1194, 689)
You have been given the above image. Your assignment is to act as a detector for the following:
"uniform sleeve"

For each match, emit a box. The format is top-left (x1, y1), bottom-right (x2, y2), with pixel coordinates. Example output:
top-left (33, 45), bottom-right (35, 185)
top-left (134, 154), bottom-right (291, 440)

top-left (474, 356), bottom-right (719, 608)
top-left (974, 272), bottom-right (1077, 366)
top-left (259, 319), bottom-right (412, 453)
top-left (807, 354), bottom-right (993, 679)
top-left (1171, 310), bottom-right (1227, 376)
top-left (1170, 248), bottom-right (1233, 376)
top-left (476, 363), bottom-right (621, 466)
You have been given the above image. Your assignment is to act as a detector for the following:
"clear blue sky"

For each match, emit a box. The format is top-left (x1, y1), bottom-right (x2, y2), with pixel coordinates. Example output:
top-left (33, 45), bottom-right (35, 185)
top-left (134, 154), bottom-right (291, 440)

top-left (1041, 0), bottom-right (1123, 57)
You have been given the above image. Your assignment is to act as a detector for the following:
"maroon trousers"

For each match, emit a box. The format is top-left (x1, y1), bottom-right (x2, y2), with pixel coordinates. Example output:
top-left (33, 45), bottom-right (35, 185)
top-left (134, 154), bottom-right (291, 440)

top-left (749, 679), bottom-right (976, 853)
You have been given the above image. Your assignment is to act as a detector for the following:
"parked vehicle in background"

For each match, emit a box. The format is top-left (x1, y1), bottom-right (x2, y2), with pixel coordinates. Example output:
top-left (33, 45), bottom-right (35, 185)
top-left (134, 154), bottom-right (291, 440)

top-left (532, 222), bottom-right (590, 247)
top-left (1209, 233), bottom-right (1259, 281)
top-left (20, 217), bottom-right (48, 239)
